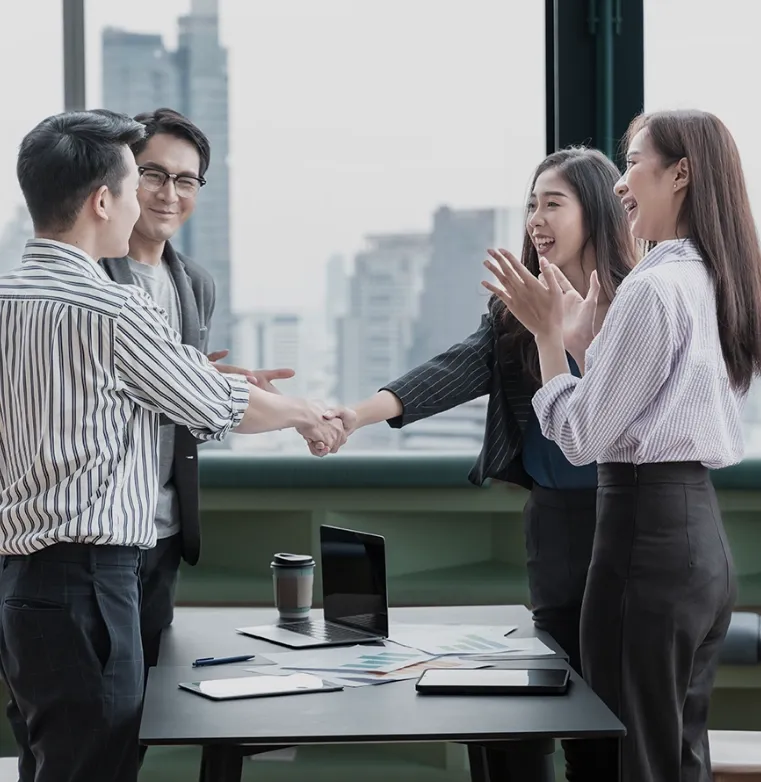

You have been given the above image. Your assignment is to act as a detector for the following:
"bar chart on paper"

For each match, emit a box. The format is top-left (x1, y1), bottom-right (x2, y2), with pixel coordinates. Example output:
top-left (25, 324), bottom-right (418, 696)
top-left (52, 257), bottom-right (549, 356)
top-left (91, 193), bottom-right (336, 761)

top-left (273, 645), bottom-right (435, 675)
top-left (437, 634), bottom-right (516, 654)
top-left (388, 624), bottom-right (525, 656)
top-left (338, 650), bottom-right (429, 672)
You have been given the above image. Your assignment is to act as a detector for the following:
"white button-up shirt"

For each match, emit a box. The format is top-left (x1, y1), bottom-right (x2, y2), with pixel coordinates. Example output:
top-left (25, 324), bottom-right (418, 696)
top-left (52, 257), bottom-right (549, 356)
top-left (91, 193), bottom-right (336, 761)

top-left (534, 239), bottom-right (746, 468)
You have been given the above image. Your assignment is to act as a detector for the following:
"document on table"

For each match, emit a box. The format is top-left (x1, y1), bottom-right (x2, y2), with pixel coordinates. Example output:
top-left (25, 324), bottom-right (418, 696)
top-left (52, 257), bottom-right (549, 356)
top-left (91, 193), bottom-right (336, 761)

top-left (246, 655), bottom-right (491, 688)
top-left (261, 643), bottom-right (435, 675)
top-left (461, 637), bottom-right (556, 659)
top-left (324, 657), bottom-right (491, 688)
top-left (388, 624), bottom-right (521, 656)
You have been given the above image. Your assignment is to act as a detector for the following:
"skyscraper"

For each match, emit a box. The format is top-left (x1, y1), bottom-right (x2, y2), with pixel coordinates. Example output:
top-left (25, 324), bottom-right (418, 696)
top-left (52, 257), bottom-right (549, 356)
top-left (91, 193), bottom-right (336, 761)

top-left (407, 206), bottom-right (521, 367)
top-left (324, 253), bottom-right (349, 399)
top-left (101, 0), bottom-right (232, 355)
top-left (401, 206), bottom-right (523, 452)
top-left (233, 310), bottom-right (304, 452)
top-left (337, 232), bottom-right (430, 450)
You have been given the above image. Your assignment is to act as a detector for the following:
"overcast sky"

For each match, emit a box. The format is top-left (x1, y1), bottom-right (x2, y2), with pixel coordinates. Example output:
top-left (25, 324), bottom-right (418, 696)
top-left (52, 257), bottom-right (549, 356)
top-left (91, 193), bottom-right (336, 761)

top-left (1, 0), bottom-right (759, 314)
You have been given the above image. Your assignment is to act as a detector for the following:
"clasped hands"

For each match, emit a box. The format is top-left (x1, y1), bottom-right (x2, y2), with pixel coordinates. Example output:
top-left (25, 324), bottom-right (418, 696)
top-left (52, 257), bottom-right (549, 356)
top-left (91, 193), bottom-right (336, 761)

top-left (207, 349), bottom-right (356, 457)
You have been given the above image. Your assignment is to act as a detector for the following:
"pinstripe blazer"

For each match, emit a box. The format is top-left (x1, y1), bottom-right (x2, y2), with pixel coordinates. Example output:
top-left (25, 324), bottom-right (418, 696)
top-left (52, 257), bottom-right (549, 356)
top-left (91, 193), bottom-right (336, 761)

top-left (383, 307), bottom-right (535, 489)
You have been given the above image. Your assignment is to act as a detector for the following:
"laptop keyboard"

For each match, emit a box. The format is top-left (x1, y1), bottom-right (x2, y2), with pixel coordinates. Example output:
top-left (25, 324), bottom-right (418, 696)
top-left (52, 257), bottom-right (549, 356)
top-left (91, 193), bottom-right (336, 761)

top-left (280, 620), bottom-right (374, 643)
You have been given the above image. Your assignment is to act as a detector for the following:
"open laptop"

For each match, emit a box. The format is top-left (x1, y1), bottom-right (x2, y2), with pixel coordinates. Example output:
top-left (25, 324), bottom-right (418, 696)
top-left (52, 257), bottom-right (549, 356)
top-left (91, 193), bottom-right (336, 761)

top-left (236, 525), bottom-right (389, 648)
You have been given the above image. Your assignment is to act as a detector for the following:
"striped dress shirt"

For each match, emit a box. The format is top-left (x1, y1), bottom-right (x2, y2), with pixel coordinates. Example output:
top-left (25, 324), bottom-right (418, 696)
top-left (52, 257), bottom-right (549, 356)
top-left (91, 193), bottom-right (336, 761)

top-left (0, 240), bottom-right (249, 555)
top-left (534, 238), bottom-right (746, 468)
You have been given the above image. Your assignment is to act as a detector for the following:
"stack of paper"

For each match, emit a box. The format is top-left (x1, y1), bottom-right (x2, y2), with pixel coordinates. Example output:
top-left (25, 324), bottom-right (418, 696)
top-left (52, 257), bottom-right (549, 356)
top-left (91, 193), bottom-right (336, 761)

top-left (241, 625), bottom-right (556, 689)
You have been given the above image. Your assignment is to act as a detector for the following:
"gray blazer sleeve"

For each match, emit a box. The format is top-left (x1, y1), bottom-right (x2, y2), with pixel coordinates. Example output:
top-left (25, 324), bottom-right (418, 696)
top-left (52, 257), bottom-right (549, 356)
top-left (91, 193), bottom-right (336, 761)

top-left (382, 313), bottom-right (495, 428)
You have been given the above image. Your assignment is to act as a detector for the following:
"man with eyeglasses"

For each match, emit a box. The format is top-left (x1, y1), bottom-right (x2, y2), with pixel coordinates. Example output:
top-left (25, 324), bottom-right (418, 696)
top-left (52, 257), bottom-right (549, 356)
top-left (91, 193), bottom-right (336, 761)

top-left (100, 108), bottom-right (294, 749)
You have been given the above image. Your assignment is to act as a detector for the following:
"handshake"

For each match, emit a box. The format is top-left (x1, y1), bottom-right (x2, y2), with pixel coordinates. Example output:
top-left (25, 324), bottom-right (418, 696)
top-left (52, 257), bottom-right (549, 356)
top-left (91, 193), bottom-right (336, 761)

top-left (296, 403), bottom-right (357, 457)
top-left (208, 352), bottom-right (359, 457)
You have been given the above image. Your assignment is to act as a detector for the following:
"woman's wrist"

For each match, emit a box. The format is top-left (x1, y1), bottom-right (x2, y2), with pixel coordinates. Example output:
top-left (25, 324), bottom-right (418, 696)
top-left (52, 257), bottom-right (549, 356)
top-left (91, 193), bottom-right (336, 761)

top-left (534, 328), bottom-right (564, 351)
top-left (535, 329), bottom-right (571, 385)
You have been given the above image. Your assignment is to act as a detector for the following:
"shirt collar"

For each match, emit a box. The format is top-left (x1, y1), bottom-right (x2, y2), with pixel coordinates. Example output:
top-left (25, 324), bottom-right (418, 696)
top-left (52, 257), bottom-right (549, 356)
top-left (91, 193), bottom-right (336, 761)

top-left (22, 239), bottom-right (109, 281)
top-left (634, 238), bottom-right (701, 275)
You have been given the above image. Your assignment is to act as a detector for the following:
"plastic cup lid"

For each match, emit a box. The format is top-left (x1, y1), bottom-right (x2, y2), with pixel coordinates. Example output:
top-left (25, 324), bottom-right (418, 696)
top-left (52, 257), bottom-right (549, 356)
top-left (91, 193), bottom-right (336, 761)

top-left (271, 553), bottom-right (315, 568)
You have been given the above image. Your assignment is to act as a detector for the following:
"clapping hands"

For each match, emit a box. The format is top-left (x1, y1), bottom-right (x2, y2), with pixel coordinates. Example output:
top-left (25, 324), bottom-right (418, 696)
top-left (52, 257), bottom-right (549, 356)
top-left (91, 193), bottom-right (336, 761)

top-left (482, 249), bottom-right (600, 362)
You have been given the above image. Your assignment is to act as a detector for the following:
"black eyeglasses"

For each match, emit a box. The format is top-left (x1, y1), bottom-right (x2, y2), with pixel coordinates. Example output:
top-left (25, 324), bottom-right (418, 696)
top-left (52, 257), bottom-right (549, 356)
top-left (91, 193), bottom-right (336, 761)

top-left (138, 166), bottom-right (206, 198)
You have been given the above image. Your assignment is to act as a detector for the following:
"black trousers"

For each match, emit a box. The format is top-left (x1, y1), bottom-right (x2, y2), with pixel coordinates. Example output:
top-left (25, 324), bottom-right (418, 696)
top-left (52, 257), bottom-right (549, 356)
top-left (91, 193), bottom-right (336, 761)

top-left (523, 485), bottom-right (612, 781)
top-left (138, 533), bottom-right (183, 764)
top-left (0, 543), bottom-right (143, 782)
top-left (582, 462), bottom-right (736, 782)
top-left (476, 485), bottom-right (604, 782)
top-left (140, 533), bottom-right (182, 672)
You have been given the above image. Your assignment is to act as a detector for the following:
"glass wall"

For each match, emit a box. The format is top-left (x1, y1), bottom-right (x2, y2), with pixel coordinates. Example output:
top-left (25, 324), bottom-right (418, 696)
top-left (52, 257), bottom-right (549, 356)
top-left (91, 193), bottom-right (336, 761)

top-left (0, 1), bottom-right (64, 275)
top-left (645, 0), bottom-right (761, 454)
top-left (86, 0), bottom-right (546, 453)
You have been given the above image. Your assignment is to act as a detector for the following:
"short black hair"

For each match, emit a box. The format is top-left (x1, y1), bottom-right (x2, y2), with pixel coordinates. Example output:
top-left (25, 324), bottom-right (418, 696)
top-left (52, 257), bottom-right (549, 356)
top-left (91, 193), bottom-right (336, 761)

top-left (130, 108), bottom-right (211, 177)
top-left (17, 109), bottom-right (145, 233)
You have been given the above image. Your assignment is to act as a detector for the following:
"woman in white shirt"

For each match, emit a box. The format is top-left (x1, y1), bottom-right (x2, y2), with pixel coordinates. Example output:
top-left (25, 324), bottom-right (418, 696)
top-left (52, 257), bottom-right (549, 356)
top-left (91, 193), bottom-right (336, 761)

top-left (483, 109), bottom-right (761, 782)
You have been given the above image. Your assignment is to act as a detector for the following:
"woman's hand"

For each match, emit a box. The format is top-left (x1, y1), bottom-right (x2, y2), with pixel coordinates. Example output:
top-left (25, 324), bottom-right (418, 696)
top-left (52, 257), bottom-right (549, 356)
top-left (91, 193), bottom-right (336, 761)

top-left (482, 249), bottom-right (564, 340)
top-left (541, 266), bottom-right (600, 365)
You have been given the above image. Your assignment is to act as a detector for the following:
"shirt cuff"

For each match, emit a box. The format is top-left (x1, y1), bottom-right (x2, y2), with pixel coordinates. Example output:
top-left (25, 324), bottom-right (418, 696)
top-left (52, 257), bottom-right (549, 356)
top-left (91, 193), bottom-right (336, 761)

top-left (191, 373), bottom-right (250, 442)
top-left (532, 373), bottom-right (579, 439)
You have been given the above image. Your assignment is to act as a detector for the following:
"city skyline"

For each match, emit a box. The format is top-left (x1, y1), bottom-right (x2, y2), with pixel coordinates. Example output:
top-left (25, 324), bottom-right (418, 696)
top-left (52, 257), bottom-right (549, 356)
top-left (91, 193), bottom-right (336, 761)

top-left (0, 0), bottom-right (547, 316)
top-left (4, 1), bottom-right (761, 315)
top-left (1, 0), bottom-right (761, 451)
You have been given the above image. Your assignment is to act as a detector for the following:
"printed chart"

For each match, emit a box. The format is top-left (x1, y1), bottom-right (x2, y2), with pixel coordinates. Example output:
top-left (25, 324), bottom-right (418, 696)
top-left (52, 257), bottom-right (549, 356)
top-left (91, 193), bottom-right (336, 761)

top-left (389, 624), bottom-right (521, 656)
top-left (337, 650), bottom-right (426, 672)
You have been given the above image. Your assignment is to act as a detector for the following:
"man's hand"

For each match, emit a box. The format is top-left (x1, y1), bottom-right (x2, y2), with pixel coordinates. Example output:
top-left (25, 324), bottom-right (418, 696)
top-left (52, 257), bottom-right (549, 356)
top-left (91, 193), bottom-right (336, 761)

top-left (207, 349), bottom-right (294, 392)
top-left (245, 368), bottom-right (295, 394)
top-left (295, 402), bottom-right (347, 456)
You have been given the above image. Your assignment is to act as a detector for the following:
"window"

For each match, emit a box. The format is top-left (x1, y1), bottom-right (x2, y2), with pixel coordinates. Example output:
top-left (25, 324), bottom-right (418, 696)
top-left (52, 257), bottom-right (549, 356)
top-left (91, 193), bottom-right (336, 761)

top-left (0, 1), bottom-right (63, 275)
top-left (89, 0), bottom-right (545, 453)
top-left (644, 0), bottom-right (761, 455)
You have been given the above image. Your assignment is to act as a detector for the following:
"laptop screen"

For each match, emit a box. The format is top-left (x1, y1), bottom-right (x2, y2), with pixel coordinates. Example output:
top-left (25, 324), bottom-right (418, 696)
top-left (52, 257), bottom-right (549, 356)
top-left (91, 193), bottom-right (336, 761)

top-left (320, 525), bottom-right (389, 637)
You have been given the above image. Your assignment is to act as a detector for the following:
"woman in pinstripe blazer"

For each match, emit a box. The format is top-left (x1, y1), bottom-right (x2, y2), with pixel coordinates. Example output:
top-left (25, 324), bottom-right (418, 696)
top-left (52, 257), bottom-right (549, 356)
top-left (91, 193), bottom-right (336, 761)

top-left (320, 147), bottom-right (636, 781)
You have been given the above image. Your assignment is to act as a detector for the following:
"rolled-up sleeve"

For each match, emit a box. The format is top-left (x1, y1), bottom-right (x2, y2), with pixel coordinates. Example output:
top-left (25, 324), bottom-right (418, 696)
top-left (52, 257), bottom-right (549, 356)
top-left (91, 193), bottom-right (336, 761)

top-left (532, 277), bottom-right (675, 465)
top-left (114, 288), bottom-right (249, 441)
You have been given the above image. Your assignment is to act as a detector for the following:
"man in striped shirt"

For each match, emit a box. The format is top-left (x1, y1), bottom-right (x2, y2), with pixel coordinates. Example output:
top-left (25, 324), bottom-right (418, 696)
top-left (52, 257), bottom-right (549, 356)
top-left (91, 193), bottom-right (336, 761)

top-left (0, 110), bottom-right (343, 782)
top-left (99, 109), bottom-right (297, 767)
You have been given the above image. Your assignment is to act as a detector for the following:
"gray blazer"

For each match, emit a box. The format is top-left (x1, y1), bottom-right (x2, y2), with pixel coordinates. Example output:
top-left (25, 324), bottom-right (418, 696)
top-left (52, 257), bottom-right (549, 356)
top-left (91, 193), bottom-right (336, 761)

top-left (100, 241), bottom-right (216, 565)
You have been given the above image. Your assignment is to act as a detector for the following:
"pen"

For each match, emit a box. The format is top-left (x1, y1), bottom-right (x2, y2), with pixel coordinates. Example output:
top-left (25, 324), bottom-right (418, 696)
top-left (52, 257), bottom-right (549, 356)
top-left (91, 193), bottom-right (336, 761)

top-left (192, 654), bottom-right (256, 667)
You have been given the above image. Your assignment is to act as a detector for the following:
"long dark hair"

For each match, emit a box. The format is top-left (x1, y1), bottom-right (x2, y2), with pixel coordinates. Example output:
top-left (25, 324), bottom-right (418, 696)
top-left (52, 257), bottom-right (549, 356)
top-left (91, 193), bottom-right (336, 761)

top-left (494, 147), bottom-right (635, 389)
top-left (625, 110), bottom-right (761, 392)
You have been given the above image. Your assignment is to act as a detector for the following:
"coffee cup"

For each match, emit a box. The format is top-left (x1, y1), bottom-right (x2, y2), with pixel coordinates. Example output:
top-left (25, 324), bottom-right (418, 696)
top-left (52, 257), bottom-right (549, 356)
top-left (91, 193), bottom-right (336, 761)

top-left (271, 553), bottom-right (315, 620)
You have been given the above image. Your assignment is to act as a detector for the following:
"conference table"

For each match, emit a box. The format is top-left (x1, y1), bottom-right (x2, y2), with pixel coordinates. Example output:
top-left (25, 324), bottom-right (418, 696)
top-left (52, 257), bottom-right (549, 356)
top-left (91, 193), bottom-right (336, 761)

top-left (141, 605), bottom-right (624, 781)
